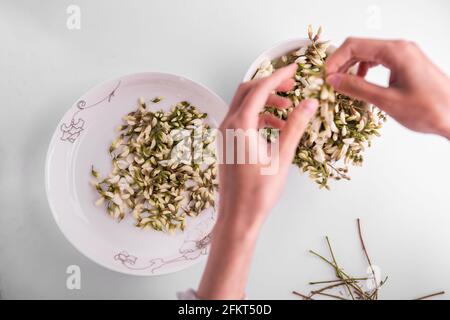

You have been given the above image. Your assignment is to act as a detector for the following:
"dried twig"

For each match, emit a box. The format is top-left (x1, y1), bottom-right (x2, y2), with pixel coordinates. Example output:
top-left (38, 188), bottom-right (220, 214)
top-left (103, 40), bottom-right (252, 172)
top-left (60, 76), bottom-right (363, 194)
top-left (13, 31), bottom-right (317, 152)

top-left (357, 218), bottom-right (378, 299)
top-left (325, 236), bottom-right (355, 300)
top-left (292, 291), bottom-right (314, 300)
top-left (314, 292), bottom-right (348, 300)
top-left (309, 278), bottom-right (367, 285)
top-left (414, 291), bottom-right (445, 300)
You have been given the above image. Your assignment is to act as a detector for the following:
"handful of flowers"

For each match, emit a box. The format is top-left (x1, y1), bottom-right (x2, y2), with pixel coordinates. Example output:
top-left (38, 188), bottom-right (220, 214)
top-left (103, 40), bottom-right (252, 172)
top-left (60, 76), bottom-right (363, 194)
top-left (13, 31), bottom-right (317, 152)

top-left (253, 26), bottom-right (386, 189)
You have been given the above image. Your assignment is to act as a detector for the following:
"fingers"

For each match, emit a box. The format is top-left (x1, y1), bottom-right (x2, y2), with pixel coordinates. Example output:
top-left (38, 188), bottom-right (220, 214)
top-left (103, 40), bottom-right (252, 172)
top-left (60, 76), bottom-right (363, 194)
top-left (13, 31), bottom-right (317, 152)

top-left (326, 73), bottom-right (393, 107)
top-left (280, 99), bottom-right (318, 158)
top-left (276, 78), bottom-right (296, 92)
top-left (326, 38), bottom-right (399, 74)
top-left (228, 74), bottom-right (295, 115)
top-left (258, 113), bottom-right (285, 129)
top-left (266, 94), bottom-right (292, 109)
top-left (228, 82), bottom-right (253, 113)
top-left (240, 64), bottom-right (298, 119)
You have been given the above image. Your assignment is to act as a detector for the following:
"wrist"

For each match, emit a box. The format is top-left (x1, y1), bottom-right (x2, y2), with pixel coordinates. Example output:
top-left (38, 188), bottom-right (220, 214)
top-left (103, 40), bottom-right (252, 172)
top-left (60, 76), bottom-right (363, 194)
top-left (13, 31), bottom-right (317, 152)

top-left (197, 207), bottom-right (266, 299)
top-left (214, 206), bottom-right (268, 242)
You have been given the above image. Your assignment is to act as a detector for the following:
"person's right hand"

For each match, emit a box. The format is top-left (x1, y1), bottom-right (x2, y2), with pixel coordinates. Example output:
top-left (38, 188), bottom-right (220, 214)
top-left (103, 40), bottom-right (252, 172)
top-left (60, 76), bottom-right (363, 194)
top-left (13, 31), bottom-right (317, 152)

top-left (325, 38), bottom-right (450, 139)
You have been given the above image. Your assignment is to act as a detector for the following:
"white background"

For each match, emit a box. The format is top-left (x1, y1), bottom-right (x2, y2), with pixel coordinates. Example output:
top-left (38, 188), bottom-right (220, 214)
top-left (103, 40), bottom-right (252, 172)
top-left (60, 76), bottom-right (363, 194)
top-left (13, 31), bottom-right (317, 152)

top-left (1, 0), bottom-right (450, 299)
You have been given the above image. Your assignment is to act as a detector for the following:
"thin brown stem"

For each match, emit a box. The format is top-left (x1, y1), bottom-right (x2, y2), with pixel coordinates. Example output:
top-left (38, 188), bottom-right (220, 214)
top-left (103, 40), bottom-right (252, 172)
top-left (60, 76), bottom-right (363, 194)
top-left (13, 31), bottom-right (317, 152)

top-left (327, 163), bottom-right (348, 179)
top-left (310, 281), bottom-right (354, 297)
top-left (325, 236), bottom-right (355, 300)
top-left (414, 291), bottom-right (445, 300)
top-left (309, 279), bottom-right (370, 301)
top-left (311, 282), bottom-right (345, 294)
top-left (309, 249), bottom-right (335, 266)
top-left (309, 278), bottom-right (367, 285)
top-left (292, 291), bottom-right (314, 300)
top-left (357, 218), bottom-right (378, 299)
top-left (315, 292), bottom-right (348, 300)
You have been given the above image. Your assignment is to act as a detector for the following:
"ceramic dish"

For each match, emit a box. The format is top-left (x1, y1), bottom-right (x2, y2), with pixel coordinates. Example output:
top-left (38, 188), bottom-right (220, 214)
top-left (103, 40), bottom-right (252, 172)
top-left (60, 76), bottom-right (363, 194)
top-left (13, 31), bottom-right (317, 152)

top-left (45, 72), bottom-right (227, 276)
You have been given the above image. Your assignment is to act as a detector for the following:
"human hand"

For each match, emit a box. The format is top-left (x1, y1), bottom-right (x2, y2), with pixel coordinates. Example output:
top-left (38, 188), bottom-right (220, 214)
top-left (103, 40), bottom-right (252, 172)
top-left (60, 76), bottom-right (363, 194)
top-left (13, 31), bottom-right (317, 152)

top-left (326, 38), bottom-right (450, 139)
top-left (197, 64), bottom-right (318, 299)
top-left (217, 64), bottom-right (318, 230)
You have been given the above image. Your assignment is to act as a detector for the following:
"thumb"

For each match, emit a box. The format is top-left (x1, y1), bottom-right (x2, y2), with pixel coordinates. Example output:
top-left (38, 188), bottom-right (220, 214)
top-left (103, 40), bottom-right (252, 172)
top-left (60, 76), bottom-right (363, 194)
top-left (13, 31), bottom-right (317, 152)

top-left (327, 73), bottom-right (392, 107)
top-left (281, 99), bottom-right (318, 157)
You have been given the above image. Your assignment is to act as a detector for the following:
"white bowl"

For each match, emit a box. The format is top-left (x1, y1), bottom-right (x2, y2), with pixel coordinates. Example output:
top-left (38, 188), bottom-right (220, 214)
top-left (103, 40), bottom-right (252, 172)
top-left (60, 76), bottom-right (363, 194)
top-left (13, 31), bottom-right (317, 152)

top-left (243, 38), bottom-right (337, 82)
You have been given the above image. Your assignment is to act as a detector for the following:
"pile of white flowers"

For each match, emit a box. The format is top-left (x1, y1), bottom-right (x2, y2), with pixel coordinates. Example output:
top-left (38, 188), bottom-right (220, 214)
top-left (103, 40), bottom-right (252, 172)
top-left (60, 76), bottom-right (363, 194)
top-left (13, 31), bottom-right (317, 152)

top-left (91, 99), bottom-right (217, 232)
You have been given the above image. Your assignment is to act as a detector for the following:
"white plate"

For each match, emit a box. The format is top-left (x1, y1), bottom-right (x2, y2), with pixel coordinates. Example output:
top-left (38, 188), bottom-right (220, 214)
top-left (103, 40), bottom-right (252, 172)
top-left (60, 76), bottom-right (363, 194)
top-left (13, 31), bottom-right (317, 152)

top-left (45, 72), bottom-right (228, 276)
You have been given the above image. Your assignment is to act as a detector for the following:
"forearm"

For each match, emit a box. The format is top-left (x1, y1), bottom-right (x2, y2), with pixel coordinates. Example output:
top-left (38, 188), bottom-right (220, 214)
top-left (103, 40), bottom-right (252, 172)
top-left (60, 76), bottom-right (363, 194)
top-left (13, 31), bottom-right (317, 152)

top-left (197, 209), bottom-right (265, 299)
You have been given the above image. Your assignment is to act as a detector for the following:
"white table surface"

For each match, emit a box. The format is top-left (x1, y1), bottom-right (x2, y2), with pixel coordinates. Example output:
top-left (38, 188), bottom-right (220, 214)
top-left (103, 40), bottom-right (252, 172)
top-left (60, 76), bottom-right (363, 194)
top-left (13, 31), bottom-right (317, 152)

top-left (1, 0), bottom-right (450, 299)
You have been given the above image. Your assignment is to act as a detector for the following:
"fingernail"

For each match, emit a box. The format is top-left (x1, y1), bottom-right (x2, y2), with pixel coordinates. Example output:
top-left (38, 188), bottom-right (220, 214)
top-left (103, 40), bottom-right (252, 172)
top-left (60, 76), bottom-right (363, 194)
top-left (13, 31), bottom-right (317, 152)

top-left (326, 74), bottom-right (342, 88)
top-left (303, 99), bottom-right (319, 112)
